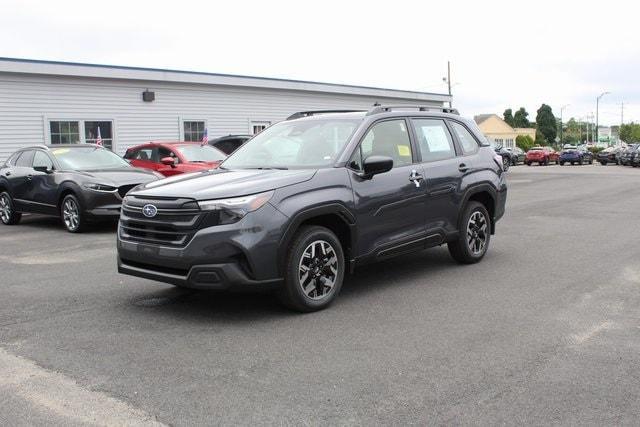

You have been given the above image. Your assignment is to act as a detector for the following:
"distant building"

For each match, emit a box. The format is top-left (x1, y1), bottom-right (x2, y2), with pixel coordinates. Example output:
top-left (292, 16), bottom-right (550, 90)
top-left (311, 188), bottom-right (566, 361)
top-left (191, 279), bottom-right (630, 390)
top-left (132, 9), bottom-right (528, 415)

top-left (474, 114), bottom-right (536, 149)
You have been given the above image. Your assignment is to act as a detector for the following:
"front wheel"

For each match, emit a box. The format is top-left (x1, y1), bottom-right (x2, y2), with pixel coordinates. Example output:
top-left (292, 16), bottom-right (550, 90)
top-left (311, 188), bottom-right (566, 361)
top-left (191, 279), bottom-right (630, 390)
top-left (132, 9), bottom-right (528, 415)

top-left (60, 194), bottom-right (87, 233)
top-left (560, 161), bottom-right (565, 166)
top-left (278, 226), bottom-right (345, 312)
top-left (0, 192), bottom-right (21, 225)
top-left (448, 202), bottom-right (491, 264)
top-left (600, 161), bottom-right (607, 166)
top-left (502, 157), bottom-right (510, 171)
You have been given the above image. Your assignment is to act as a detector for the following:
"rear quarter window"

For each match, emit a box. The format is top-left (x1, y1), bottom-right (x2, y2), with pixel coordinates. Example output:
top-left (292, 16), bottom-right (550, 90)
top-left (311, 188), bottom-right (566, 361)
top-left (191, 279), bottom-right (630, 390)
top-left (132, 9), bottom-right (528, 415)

top-left (450, 121), bottom-right (479, 155)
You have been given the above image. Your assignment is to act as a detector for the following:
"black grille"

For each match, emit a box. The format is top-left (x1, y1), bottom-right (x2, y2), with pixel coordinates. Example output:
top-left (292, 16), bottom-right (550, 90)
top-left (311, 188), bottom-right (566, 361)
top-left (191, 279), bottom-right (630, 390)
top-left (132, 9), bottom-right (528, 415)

top-left (118, 184), bottom-right (139, 198)
top-left (119, 196), bottom-right (217, 247)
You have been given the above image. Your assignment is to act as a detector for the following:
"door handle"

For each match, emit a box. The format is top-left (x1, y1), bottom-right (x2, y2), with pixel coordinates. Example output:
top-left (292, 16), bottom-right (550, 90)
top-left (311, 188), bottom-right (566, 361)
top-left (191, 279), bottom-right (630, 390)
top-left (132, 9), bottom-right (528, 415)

top-left (5, 171), bottom-right (10, 176)
top-left (409, 169), bottom-right (424, 188)
top-left (458, 163), bottom-right (469, 172)
top-left (27, 174), bottom-right (33, 181)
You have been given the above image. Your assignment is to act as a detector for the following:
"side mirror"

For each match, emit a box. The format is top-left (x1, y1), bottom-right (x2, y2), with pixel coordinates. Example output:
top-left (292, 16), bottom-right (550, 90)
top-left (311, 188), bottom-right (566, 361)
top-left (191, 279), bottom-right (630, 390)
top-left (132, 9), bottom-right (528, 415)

top-left (160, 157), bottom-right (177, 167)
top-left (362, 155), bottom-right (393, 178)
top-left (34, 166), bottom-right (53, 174)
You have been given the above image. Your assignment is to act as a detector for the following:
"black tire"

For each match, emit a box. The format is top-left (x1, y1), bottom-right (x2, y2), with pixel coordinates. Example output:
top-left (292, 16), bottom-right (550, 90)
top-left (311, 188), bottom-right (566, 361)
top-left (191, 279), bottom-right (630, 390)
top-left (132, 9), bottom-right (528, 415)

top-left (571, 162), bottom-right (575, 165)
top-left (0, 191), bottom-right (21, 225)
top-left (578, 158), bottom-right (583, 165)
top-left (526, 161), bottom-right (531, 166)
top-left (600, 161), bottom-right (607, 166)
top-left (60, 194), bottom-right (87, 233)
top-left (512, 158), bottom-right (517, 166)
top-left (277, 225), bottom-right (345, 312)
top-left (589, 158), bottom-right (593, 165)
top-left (448, 201), bottom-right (491, 264)
top-left (502, 157), bottom-right (509, 171)
top-left (560, 161), bottom-right (565, 166)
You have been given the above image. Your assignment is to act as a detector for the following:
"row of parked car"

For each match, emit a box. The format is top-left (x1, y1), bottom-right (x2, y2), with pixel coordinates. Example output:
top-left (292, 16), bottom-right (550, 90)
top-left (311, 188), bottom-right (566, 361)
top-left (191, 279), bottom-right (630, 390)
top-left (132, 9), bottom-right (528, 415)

top-left (0, 135), bottom-right (252, 232)
top-left (595, 144), bottom-right (640, 166)
top-left (492, 144), bottom-right (598, 170)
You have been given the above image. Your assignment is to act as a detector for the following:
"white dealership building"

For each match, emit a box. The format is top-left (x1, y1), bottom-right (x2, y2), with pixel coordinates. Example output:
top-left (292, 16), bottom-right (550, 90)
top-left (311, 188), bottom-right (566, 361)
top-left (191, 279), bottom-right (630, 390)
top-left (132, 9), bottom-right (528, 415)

top-left (0, 57), bottom-right (451, 162)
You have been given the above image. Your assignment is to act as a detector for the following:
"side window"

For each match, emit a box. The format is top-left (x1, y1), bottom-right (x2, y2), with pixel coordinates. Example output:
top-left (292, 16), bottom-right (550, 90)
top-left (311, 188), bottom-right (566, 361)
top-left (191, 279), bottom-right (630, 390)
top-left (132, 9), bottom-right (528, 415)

top-left (33, 151), bottom-right (54, 170)
top-left (5, 152), bottom-right (19, 166)
top-left (450, 121), bottom-right (479, 155)
top-left (359, 119), bottom-right (413, 168)
top-left (15, 150), bottom-right (34, 167)
top-left (411, 119), bottom-right (456, 162)
top-left (130, 148), bottom-right (155, 161)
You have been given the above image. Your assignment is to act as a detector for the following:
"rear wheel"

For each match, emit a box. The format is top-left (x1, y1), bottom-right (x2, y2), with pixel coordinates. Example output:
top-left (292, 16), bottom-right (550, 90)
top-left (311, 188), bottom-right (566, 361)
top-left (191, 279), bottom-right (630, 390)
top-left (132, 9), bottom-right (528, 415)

top-left (60, 194), bottom-right (87, 233)
top-left (600, 161), bottom-right (607, 166)
top-left (560, 161), bottom-right (565, 166)
top-left (578, 158), bottom-right (583, 165)
top-left (448, 202), bottom-right (491, 264)
top-left (278, 226), bottom-right (345, 312)
top-left (0, 192), bottom-right (21, 225)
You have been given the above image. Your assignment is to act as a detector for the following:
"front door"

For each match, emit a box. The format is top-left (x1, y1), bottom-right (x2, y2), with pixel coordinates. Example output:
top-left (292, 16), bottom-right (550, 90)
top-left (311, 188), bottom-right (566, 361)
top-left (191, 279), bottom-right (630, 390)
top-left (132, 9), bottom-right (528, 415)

top-left (348, 119), bottom-right (427, 259)
top-left (25, 150), bottom-right (59, 215)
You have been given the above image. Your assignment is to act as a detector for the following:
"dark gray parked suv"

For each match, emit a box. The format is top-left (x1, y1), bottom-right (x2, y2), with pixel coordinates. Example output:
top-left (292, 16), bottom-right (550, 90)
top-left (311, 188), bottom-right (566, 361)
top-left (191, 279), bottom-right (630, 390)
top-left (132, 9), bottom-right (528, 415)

top-left (117, 106), bottom-right (507, 311)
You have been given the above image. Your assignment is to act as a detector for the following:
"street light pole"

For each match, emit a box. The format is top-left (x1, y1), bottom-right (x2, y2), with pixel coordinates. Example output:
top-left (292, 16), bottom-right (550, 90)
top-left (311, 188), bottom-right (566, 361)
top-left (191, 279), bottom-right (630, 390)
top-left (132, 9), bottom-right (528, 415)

top-left (596, 91), bottom-right (610, 145)
top-left (443, 61), bottom-right (452, 108)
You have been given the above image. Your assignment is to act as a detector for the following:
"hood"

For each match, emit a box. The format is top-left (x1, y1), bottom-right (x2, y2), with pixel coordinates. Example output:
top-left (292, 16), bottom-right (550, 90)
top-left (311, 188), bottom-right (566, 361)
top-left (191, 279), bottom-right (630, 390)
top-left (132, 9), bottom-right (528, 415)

top-left (131, 168), bottom-right (317, 200)
top-left (76, 168), bottom-right (159, 186)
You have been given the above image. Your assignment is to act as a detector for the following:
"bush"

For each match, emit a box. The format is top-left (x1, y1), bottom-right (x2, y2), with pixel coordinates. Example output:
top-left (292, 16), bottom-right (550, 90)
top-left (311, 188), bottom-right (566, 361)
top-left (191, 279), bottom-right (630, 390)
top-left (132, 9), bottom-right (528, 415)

top-left (516, 134), bottom-right (535, 152)
top-left (587, 146), bottom-right (604, 154)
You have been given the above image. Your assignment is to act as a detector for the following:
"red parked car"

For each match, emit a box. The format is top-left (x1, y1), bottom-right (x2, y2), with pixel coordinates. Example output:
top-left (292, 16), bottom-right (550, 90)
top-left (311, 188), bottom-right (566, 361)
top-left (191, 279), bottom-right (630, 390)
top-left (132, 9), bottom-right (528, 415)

top-left (525, 146), bottom-right (559, 166)
top-left (124, 142), bottom-right (226, 176)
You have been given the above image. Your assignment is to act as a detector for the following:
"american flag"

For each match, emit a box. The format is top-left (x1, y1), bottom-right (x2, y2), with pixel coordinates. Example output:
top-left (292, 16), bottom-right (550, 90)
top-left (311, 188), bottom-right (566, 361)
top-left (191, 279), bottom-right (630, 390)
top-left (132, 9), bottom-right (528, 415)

top-left (96, 127), bottom-right (103, 146)
top-left (201, 128), bottom-right (208, 145)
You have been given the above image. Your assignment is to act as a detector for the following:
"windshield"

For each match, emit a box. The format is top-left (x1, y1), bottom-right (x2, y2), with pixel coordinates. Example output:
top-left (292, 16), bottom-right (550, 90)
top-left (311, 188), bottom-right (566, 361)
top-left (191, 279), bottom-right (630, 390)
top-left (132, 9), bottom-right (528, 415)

top-left (222, 118), bottom-right (361, 169)
top-left (52, 146), bottom-right (130, 170)
top-left (175, 145), bottom-right (226, 162)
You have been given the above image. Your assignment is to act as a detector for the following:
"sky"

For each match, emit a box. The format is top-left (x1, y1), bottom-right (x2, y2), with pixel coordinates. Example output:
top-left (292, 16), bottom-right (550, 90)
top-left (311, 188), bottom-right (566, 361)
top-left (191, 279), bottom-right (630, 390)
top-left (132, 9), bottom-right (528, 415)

top-left (1, 0), bottom-right (639, 126)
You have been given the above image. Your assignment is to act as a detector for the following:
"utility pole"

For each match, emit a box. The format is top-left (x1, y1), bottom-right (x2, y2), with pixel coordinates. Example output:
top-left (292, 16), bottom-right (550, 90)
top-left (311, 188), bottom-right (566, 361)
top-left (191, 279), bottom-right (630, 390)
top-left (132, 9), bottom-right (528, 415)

top-left (621, 101), bottom-right (624, 126)
top-left (596, 91), bottom-right (610, 145)
top-left (560, 104), bottom-right (570, 146)
top-left (443, 61), bottom-right (452, 108)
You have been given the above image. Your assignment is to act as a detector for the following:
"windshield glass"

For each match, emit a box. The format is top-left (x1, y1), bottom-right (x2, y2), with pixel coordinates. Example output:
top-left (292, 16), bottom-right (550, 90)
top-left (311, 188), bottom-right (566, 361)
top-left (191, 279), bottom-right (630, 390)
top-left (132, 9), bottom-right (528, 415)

top-left (175, 145), bottom-right (226, 162)
top-left (222, 118), bottom-right (361, 169)
top-left (51, 146), bottom-right (130, 170)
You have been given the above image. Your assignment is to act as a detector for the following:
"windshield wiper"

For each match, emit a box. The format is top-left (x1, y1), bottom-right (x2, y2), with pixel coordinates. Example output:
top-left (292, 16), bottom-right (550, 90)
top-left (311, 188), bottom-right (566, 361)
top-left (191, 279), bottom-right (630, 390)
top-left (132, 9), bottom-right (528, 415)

top-left (246, 166), bottom-right (289, 170)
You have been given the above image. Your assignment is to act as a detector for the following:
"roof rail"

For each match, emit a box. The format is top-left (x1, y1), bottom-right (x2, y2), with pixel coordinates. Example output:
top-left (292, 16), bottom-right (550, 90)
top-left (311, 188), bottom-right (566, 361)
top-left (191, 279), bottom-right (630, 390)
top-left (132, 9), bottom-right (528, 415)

top-left (286, 110), bottom-right (366, 120)
top-left (25, 144), bottom-right (50, 150)
top-left (366, 105), bottom-right (459, 116)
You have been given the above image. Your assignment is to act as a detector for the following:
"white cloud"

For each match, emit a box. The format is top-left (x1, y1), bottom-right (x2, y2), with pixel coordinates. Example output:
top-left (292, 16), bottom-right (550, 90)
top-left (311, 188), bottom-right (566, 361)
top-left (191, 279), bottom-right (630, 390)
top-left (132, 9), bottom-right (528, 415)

top-left (1, 0), bottom-right (639, 124)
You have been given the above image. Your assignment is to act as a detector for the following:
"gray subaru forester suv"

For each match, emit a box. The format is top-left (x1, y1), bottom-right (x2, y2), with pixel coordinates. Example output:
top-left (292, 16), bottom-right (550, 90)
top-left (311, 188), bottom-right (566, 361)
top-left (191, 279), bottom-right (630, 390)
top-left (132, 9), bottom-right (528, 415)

top-left (117, 106), bottom-right (507, 312)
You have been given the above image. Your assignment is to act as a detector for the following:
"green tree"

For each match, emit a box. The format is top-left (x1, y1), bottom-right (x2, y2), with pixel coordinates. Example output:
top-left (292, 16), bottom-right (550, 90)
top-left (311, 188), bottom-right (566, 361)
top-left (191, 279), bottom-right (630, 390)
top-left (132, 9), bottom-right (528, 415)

top-left (535, 104), bottom-right (557, 145)
top-left (503, 109), bottom-right (515, 127)
top-left (515, 134), bottom-right (535, 151)
top-left (513, 107), bottom-right (531, 128)
top-left (620, 122), bottom-right (640, 142)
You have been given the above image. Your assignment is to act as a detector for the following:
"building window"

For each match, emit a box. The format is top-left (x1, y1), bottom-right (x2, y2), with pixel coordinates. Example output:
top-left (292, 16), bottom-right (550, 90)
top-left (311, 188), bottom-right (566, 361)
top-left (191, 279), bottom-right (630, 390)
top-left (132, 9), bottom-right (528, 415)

top-left (85, 121), bottom-right (113, 150)
top-left (250, 121), bottom-right (271, 135)
top-left (50, 121), bottom-right (80, 144)
top-left (184, 121), bottom-right (206, 142)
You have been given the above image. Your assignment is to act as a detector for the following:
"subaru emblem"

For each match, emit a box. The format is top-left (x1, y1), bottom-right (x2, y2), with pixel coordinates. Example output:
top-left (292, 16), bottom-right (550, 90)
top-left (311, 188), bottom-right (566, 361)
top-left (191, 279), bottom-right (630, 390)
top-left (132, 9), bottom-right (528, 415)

top-left (142, 204), bottom-right (158, 218)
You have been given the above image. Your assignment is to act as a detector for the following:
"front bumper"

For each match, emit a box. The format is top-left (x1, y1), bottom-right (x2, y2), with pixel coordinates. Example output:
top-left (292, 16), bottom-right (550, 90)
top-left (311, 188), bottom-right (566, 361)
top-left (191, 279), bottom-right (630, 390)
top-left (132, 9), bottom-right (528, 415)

top-left (117, 202), bottom-right (287, 290)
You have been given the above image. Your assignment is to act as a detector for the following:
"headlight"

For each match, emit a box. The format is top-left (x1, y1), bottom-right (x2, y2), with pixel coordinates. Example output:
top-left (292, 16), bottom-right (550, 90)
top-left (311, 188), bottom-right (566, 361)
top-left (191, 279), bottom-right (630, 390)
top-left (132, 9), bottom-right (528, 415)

top-left (198, 191), bottom-right (274, 224)
top-left (83, 183), bottom-right (118, 192)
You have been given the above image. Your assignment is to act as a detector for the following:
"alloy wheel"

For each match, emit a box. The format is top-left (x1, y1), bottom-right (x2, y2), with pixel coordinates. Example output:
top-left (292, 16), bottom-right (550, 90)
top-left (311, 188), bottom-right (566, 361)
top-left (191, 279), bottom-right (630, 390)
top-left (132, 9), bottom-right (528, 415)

top-left (467, 211), bottom-right (488, 255)
top-left (63, 198), bottom-right (80, 231)
top-left (298, 240), bottom-right (338, 300)
top-left (0, 194), bottom-right (11, 223)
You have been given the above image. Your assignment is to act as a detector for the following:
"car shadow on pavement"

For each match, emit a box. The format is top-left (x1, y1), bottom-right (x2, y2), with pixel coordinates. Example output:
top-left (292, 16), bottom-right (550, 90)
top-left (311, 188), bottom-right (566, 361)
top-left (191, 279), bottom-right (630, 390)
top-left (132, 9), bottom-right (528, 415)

top-left (127, 246), bottom-right (460, 320)
top-left (16, 214), bottom-right (118, 234)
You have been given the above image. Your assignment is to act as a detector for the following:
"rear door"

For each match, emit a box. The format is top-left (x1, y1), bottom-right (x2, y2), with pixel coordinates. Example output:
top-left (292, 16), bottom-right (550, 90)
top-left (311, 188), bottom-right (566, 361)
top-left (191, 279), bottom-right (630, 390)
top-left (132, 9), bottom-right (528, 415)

top-left (348, 118), bottom-right (428, 259)
top-left (9, 150), bottom-right (35, 211)
top-left (410, 118), bottom-right (462, 236)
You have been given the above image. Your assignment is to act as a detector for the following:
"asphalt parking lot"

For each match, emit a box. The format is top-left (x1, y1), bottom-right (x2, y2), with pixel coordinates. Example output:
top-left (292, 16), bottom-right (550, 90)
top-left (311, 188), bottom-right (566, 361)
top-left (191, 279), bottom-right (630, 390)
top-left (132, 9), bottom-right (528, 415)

top-left (1, 163), bottom-right (639, 425)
